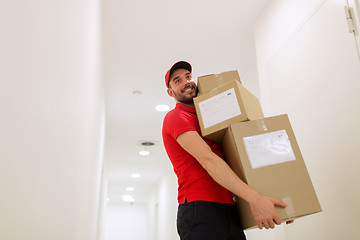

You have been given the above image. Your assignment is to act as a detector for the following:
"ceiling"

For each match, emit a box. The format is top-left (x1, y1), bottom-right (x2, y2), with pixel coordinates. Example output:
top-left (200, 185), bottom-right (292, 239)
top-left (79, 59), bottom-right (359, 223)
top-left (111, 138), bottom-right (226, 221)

top-left (102, 0), bottom-right (269, 204)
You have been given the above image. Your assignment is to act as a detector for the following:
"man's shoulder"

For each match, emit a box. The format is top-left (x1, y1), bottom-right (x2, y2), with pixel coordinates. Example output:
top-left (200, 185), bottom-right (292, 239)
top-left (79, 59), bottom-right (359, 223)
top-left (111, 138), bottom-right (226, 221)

top-left (163, 106), bottom-right (196, 131)
top-left (165, 106), bottom-right (194, 122)
top-left (163, 107), bottom-right (176, 122)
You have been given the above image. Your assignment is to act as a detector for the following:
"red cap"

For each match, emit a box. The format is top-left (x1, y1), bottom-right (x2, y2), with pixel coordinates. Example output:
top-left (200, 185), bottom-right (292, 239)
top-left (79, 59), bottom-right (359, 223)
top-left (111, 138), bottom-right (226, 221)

top-left (165, 61), bottom-right (192, 88)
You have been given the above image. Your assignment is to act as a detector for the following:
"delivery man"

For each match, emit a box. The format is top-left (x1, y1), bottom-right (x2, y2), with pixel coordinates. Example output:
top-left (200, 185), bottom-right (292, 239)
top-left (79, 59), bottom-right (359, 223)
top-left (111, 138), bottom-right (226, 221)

top-left (162, 61), bottom-right (288, 240)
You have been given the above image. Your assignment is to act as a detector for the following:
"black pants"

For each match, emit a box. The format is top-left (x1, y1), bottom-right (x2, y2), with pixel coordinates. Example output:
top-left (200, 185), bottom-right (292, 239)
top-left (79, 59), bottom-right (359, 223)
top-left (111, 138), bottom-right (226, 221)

top-left (177, 200), bottom-right (247, 240)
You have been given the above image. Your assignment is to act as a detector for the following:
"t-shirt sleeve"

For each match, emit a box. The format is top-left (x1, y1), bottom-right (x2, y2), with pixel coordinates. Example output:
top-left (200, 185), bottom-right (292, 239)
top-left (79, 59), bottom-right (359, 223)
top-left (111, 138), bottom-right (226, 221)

top-left (163, 111), bottom-right (197, 140)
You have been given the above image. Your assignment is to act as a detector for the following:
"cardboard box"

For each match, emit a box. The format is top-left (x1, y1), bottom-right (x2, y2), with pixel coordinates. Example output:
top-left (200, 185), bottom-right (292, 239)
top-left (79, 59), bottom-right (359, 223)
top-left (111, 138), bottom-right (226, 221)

top-left (221, 114), bottom-right (322, 230)
top-left (194, 80), bottom-right (264, 142)
top-left (197, 70), bottom-right (241, 94)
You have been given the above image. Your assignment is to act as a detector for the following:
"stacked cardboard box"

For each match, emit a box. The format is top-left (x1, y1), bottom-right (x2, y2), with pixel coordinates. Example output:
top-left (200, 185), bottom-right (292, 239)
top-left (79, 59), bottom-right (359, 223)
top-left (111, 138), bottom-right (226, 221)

top-left (194, 71), bottom-right (264, 142)
top-left (194, 70), bottom-right (322, 230)
top-left (197, 70), bottom-right (242, 94)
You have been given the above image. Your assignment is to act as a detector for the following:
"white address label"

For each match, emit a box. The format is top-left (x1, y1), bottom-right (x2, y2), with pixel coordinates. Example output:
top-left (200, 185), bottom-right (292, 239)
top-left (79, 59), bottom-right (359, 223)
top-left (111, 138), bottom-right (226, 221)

top-left (198, 88), bottom-right (241, 129)
top-left (243, 130), bottom-right (296, 169)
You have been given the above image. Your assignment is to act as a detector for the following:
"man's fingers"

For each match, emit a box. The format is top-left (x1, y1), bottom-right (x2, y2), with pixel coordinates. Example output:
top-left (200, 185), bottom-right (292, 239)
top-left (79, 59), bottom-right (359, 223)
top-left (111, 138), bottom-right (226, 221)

top-left (268, 220), bottom-right (275, 229)
top-left (263, 221), bottom-right (270, 229)
top-left (252, 196), bottom-right (290, 230)
top-left (273, 216), bottom-right (282, 225)
top-left (271, 198), bottom-right (287, 208)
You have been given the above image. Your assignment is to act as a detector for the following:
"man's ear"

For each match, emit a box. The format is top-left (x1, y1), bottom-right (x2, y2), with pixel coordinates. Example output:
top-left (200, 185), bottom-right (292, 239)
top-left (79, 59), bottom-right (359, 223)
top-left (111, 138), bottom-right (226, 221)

top-left (167, 88), bottom-right (174, 97)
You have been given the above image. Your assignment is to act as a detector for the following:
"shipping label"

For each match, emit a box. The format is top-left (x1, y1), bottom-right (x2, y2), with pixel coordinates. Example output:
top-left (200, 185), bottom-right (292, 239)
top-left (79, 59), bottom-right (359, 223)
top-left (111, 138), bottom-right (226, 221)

top-left (242, 130), bottom-right (296, 169)
top-left (198, 88), bottom-right (241, 129)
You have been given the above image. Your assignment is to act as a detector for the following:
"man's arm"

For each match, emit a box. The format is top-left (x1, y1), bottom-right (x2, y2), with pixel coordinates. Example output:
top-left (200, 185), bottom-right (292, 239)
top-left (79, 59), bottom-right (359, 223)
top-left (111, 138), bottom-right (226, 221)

top-left (177, 130), bottom-right (287, 229)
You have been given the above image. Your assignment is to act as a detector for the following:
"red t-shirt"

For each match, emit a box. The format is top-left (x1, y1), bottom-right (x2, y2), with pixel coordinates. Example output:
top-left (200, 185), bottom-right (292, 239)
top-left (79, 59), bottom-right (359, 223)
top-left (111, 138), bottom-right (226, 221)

top-left (162, 103), bottom-right (234, 204)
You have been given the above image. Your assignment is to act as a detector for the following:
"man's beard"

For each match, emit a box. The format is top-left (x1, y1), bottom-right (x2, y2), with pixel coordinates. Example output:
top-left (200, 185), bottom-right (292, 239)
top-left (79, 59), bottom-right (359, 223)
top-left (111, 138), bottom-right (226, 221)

top-left (173, 87), bottom-right (198, 104)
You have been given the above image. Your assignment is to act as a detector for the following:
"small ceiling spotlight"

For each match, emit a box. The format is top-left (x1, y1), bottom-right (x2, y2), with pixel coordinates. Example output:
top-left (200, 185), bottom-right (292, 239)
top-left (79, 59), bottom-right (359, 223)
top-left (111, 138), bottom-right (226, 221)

top-left (155, 104), bottom-right (170, 112)
top-left (131, 173), bottom-right (141, 178)
top-left (122, 195), bottom-right (135, 202)
top-left (126, 187), bottom-right (135, 191)
top-left (139, 150), bottom-right (150, 156)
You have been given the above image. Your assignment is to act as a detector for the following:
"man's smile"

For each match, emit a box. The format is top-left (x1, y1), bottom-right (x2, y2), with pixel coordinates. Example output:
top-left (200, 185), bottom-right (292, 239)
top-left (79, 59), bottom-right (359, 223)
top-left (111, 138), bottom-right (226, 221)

top-left (182, 85), bottom-right (195, 93)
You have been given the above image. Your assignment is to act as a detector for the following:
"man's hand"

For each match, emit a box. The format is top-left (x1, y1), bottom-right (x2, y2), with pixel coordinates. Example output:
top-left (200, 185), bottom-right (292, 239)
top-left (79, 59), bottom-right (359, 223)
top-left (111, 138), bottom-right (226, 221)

top-left (248, 193), bottom-right (287, 229)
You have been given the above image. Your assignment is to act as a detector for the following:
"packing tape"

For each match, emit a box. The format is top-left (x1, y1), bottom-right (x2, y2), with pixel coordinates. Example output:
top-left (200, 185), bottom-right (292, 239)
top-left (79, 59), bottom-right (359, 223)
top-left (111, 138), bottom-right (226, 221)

top-left (256, 119), bottom-right (267, 132)
top-left (215, 73), bottom-right (224, 83)
top-left (282, 196), bottom-right (296, 218)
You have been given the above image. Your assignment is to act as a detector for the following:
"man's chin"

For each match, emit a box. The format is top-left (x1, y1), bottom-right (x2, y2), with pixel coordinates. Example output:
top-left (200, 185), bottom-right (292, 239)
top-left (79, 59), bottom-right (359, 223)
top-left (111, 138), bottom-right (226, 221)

top-left (175, 89), bottom-right (198, 104)
top-left (178, 96), bottom-right (194, 104)
top-left (179, 98), bottom-right (194, 104)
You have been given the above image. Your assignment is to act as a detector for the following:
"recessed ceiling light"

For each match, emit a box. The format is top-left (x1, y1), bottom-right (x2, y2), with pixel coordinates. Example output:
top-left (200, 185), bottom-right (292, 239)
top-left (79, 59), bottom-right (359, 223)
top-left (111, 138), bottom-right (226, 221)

top-left (122, 195), bottom-right (135, 202)
top-left (140, 141), bottom-right (155, 146)
top-left (133, 90), bottom-right (142, 95)
top-left (131, 173), bottom-right (141, 178)
top-left (155, 104), bottom-right (170, 112)
top-left (126, 187), bottom-right (135, 191)
top-left (139, 150), bottom-right (150, 156)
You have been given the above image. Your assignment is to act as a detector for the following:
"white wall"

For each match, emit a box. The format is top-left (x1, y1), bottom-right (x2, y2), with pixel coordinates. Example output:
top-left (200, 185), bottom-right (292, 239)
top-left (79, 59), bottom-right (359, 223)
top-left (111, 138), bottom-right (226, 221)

top-left (147, 189), bottom-right (158, 240)
top-left (0, 1), bottom-right (104, 239)
top-left (155, 171), bottom-right (179, 240)
top-left (97, 170), bottom-right (109, 240)
top-left (104, 203), bottom-right (148, 240)
top-left (255, 0), bottom-right (327, 116)
top-left (255, 0), bottom-right (360, 239)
